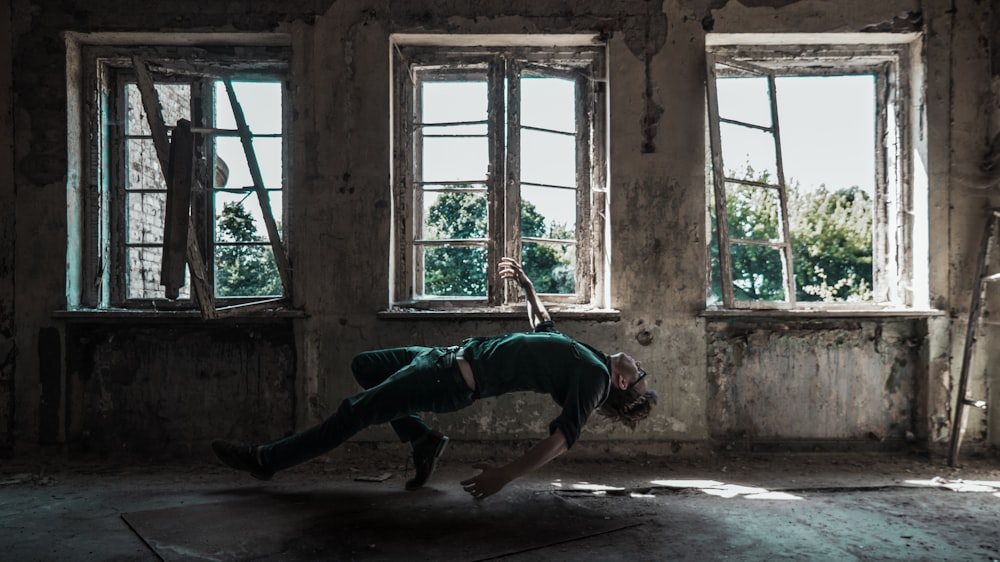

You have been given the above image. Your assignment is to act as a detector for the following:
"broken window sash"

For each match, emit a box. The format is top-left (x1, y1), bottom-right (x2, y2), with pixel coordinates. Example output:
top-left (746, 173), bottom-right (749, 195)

top-left (705, 45), bottom-right (899, 309)
top-left (133, 56), bottom-right (291, 318)
top-left (132, 55), bottom-right (217, 319)
top-left (220, 79), bottom-right (292, 296)
top-left (707, 54), bottom-right (796, 307)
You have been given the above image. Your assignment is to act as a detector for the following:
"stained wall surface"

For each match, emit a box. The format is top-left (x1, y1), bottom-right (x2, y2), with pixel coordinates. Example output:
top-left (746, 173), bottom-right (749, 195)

top-left (2, 0), bottom-right (998, 460)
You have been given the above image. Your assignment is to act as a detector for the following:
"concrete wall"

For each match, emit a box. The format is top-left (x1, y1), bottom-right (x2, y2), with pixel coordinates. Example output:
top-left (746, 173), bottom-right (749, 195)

top-left (1, 0), bottom-right (14, 457)
top-left (3, 0), bottom-right (999, 461)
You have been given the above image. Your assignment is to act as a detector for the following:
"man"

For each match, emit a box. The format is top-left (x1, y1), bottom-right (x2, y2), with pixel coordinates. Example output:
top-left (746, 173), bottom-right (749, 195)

top-left (212, 257), bottom-right (657, 499)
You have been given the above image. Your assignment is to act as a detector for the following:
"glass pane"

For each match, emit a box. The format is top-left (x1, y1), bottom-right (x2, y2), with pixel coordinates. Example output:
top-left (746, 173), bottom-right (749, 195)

top-left (214, 81), bottom-right (283, 135)
top-left (522, 241), bottom-right (575, 294)
top-left (715, 75), bottom-right (771, 128)
top-left (215, 192), bottom-right (282, 243)
top-left (421, 136), bottom-right (488, 182)
top-left (775, 75), bottom-right (876, 195)
top-left (126, 139), bottom-right (167, 191)
top-left (725, 182), bottom-right (780, 242)
top-left (720, 123), bottom-right (777, 182)
top-left (520, 184), bottom-right (575, 239)
top-left (214, 137), bottom-right (283, 190)
top-left (126, 191), bottom-right (166, 244)
top-left (215, 243), bottom-right (282, 298)
top-left (521, 76), bottom-right (575, 133)
top-left (252, 137), bottom-right (283, 188)
top-left (419, 190), bottom-right (487, 241)
top-left (126, 246), bottom-right (189, 300)
top-left (729, 244), bottom-right (785, 301)
top-left (421, 81), bottom-right (487, 125)
top-left (421, 245), bottom-right (487, 297)
top-left (791, 185), bottom-right (874, 303)
top-left (125, 83), bottom-right (191, 137)
top-left (521, 128), bottom-right (575, 187)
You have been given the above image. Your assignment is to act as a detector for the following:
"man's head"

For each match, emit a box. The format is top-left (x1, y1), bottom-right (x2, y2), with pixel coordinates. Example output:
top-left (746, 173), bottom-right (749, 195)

top-left (598, 353), bottom-right (658, 429)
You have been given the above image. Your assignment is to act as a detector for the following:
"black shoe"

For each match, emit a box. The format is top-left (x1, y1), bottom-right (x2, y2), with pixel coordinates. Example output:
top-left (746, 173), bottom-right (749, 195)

top-left (211, 439), bottom-right (274, 481)
top-left (405, 430), bottom-right (449, 490)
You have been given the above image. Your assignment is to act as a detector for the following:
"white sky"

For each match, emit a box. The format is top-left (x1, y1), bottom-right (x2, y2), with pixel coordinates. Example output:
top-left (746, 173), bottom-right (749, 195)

top-left (717, 74), bottom-right (875, 194)
top-left (213, 81), bottom-right (284, 238)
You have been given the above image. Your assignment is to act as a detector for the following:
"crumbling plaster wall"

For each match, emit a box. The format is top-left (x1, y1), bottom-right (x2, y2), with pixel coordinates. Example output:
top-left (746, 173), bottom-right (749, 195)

top-left (3, 0), bottom-right (998, 459)
top-left (707, 320), bottom-right (924, 448)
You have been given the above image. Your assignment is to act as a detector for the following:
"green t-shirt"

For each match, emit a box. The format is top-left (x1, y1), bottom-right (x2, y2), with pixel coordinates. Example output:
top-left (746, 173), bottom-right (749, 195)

top-left (460, 321), bottom-right (611, 448)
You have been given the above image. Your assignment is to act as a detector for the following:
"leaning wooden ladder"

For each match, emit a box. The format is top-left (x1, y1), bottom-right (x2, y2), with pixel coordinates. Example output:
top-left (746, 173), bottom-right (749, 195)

top-left (948, 208), bottom-right (1000, 467)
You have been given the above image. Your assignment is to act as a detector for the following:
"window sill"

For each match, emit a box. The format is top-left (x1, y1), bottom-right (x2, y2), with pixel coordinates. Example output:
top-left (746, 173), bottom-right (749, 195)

top-left (378, 306), bottom-right (621, 322)
top-left (700, 307), bottom-right (945, 320)
top-left (53, 307), bottom-right (307, 323)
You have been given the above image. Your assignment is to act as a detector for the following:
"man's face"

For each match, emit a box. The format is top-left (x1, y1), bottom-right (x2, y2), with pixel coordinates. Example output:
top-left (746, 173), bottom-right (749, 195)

top-left (611, 353), bottom-right (646, 392)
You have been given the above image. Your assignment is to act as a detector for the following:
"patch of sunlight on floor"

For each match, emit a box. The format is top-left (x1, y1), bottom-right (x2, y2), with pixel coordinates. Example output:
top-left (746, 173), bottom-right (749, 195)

top-left (650, 479), bottom-right (803, 501)
top-left (905, 477), bottom-right (1000, 494)
top-left (550, 478), bottom-right (804, 500)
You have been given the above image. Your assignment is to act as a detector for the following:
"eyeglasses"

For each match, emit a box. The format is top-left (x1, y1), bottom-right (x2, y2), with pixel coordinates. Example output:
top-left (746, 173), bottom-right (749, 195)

top-left (627, 368), bottom-right (647, 391)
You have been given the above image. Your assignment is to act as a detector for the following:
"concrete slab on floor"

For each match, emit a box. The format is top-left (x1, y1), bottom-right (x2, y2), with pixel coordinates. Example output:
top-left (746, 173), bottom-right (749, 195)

top-left (1, 451), bottom-right (998, 561)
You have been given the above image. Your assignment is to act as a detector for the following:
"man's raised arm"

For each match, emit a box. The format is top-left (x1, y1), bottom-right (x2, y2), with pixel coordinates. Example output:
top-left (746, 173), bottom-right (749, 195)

top-left (498, 257), bottom-right (551, 329)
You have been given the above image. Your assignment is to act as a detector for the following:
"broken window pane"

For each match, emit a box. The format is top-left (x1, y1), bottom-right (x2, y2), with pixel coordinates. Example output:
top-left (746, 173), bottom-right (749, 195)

top-left (709, 53), bottom-right (881, 306)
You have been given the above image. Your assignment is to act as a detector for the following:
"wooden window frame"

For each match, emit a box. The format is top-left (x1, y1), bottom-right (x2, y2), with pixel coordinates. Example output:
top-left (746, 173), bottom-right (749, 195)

top-left (74, 42), bottom-right (291, 314)
top-left (391, 39), bottom-right (608, 311)
top-left (706, 39), bottom-right (922, 311)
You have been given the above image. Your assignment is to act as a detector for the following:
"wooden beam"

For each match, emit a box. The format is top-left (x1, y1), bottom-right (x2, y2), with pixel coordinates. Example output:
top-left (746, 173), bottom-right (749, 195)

top-left (132, 56), bottom-right (217, 319)
top-left (222, 79), bottom-right (293, 296)
top-left (161, 119), bottom-right (194, 299)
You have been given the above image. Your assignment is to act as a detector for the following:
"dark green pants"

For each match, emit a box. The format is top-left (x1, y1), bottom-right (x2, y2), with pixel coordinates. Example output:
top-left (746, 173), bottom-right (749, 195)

top-left (259, 346), bottom-right (474, 472)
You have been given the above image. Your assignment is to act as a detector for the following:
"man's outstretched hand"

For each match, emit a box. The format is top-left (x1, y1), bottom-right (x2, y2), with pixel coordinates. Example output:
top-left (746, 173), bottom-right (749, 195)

top-left (460, 463), bottom-right (511, 500)
top-left (498, 256), bottom-right (531, 288)
top-left (499, 256), bottom-right (551, 328)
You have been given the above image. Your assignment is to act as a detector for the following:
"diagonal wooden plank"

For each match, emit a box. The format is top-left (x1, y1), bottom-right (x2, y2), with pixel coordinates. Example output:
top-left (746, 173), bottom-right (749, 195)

top-left (132, 56), bottom-right (217, 319)
top-left (222, 79), bottom-right (293, 297)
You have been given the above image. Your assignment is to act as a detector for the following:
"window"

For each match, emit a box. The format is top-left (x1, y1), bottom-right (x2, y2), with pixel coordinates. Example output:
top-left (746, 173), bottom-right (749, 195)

top-left (69, 40), bottom-right (290, 312)
top-left (705, 35), bottom-right (926, 310)
top-left (390, 37), bottom-right (607, 309)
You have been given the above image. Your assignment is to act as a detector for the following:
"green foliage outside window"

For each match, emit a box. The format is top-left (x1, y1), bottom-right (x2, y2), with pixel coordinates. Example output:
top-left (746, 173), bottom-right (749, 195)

top-left (423, 191), bottom-right (574, 297)
top-left (215, 201), bottom-right (282, 297)
top-left (709, 166), bottom-right (873, 303)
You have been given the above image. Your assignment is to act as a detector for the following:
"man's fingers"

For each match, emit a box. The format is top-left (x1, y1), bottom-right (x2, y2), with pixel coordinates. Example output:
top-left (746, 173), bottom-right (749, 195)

top-left (460, 463), bottom-right (492, 486)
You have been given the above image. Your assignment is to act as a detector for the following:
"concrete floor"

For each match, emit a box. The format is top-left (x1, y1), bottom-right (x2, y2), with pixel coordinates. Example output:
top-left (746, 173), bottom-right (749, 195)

top-left (2, 446), bottom-right (999, 561)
